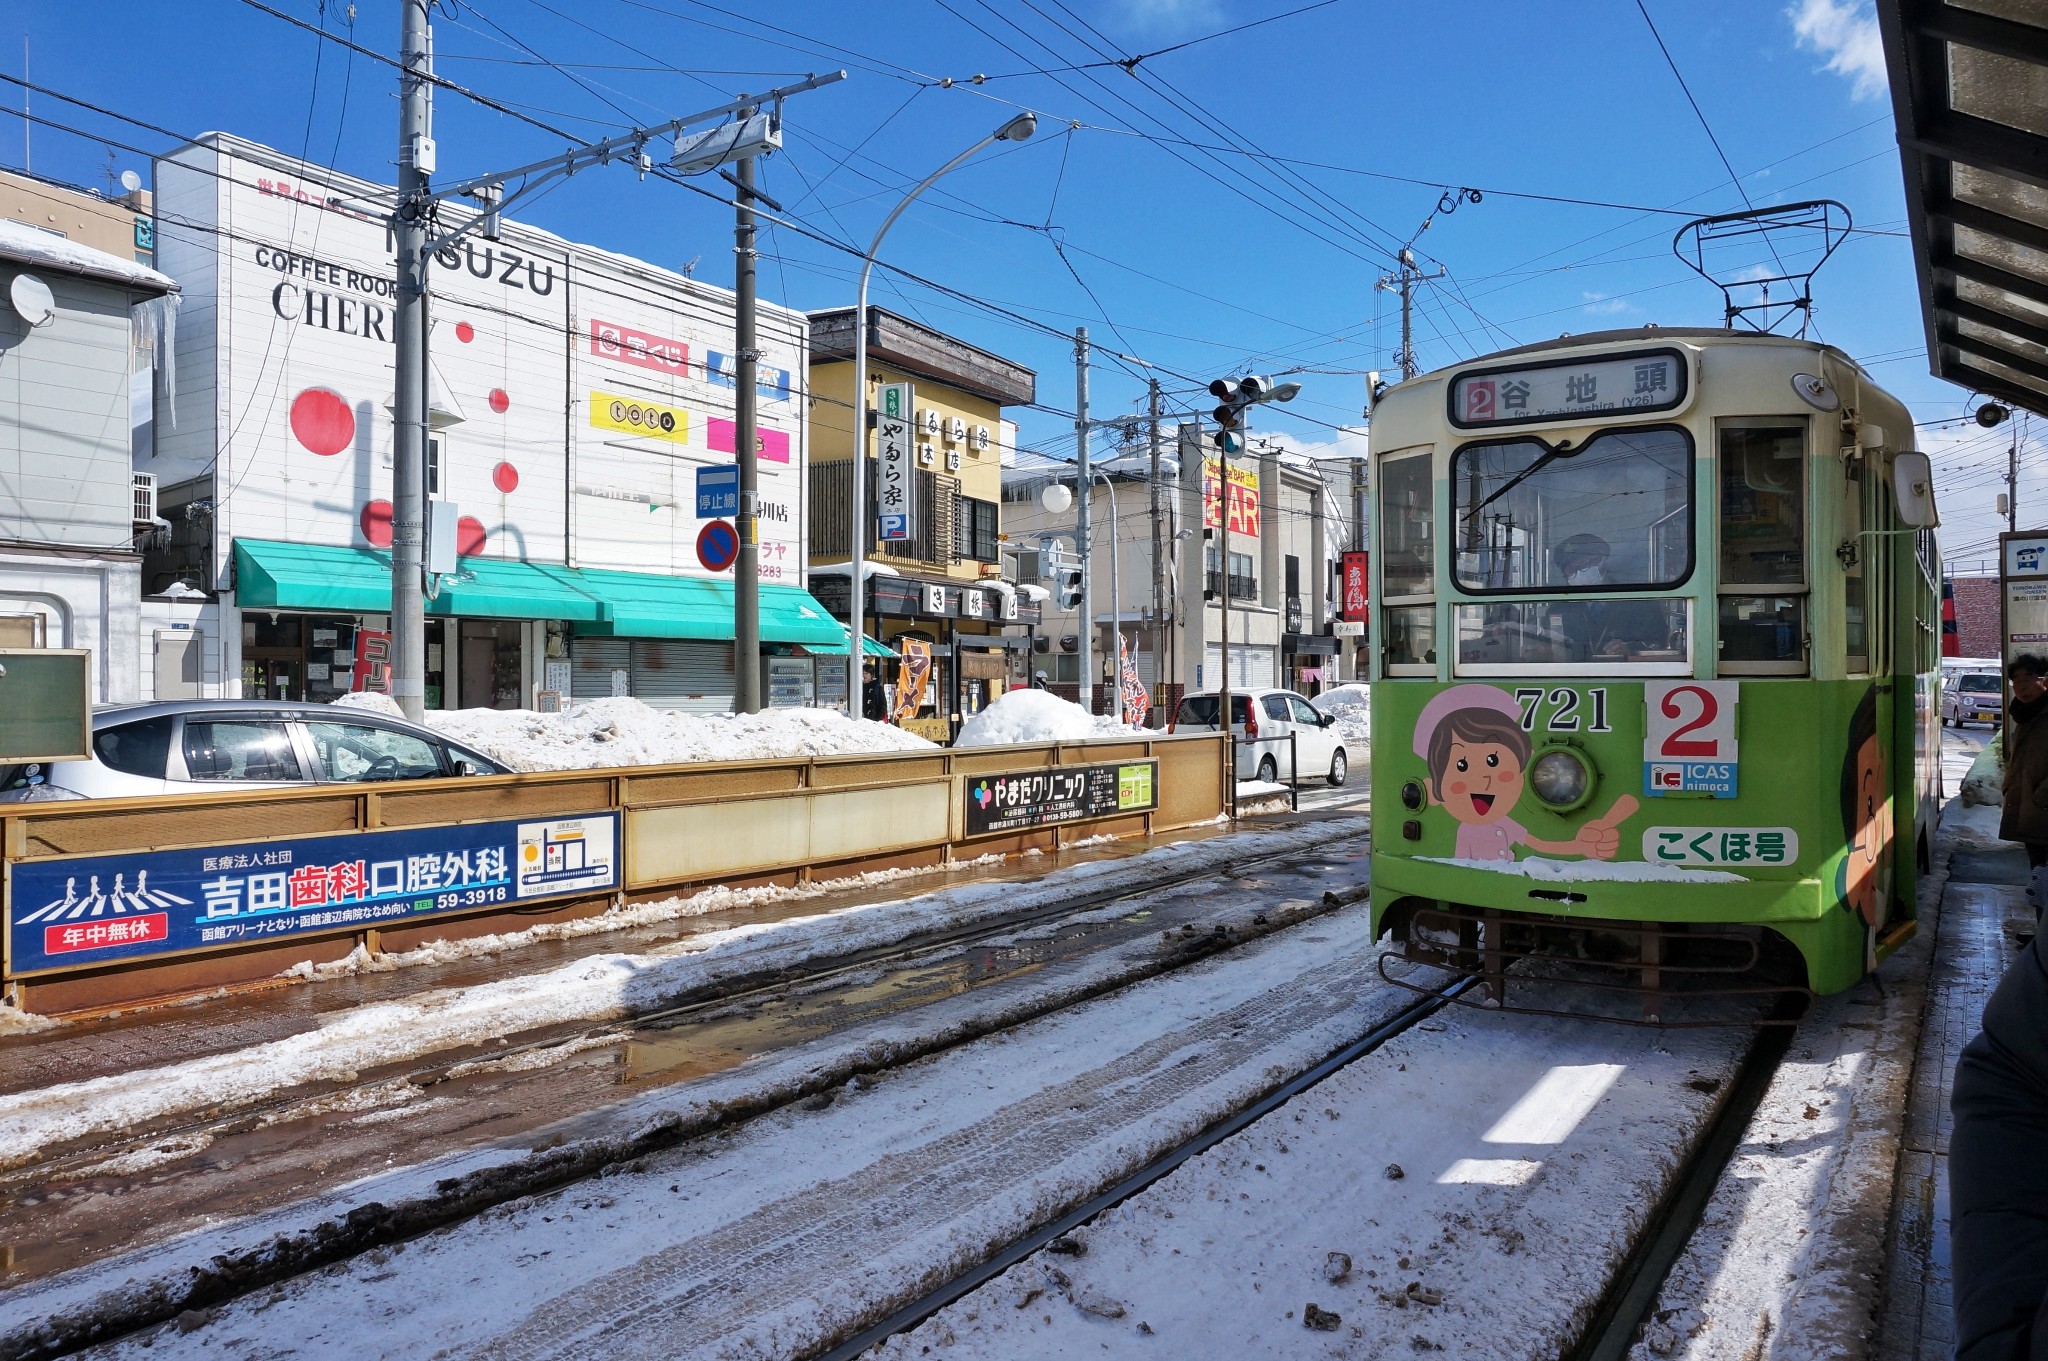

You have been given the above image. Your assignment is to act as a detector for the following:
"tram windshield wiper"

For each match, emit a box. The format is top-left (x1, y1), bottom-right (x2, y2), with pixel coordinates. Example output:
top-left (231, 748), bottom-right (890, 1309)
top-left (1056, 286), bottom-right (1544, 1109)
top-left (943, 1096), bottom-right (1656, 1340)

top-left (1466, 439), bottom-right (1576, 526)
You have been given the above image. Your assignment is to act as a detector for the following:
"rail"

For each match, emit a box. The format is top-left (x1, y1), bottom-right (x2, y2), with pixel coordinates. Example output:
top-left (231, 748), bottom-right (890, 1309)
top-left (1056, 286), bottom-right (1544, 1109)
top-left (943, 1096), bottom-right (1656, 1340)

top-left (1, 733), bottom-right (1229, 1015)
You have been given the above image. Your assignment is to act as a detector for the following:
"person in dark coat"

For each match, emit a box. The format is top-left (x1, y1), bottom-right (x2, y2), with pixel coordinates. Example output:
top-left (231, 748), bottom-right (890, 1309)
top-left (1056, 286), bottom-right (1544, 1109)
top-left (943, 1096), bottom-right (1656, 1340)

top-left (1951, 935), bottom-right (2048, 1359)
top-left (861, 664), bottom-right (889, 723)
top-left (2000, 653), bottom-right (2048, 920)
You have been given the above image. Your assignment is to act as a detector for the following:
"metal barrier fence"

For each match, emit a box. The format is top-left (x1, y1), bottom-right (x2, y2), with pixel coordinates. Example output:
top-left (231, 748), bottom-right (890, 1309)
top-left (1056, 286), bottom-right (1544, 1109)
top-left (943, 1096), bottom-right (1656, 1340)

top-left (2, 733), bottom-right (1229, 1015)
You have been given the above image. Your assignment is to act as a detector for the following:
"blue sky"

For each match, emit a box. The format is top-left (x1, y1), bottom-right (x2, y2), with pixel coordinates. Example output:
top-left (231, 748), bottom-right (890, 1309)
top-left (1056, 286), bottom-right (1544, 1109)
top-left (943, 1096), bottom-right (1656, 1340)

top-left (13, 0), bottom-right (2030, 559)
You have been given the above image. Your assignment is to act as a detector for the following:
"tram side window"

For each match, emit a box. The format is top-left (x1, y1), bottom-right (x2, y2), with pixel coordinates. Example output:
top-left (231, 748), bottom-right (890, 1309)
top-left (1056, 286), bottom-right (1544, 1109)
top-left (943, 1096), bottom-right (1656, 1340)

top-left (1718, 423), bottom-right (1808, 671)
top-left (1378, 450), bottom-right (1433, 600)
top-left (1844, 457), bottom-right (1868, 672)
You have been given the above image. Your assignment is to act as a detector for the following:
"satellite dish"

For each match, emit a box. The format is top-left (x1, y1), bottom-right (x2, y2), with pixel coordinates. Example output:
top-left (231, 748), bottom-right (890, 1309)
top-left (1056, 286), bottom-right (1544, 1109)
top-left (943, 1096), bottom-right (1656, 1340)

top-left (9, 273), bottom-right (55, 328)
top-left (119, 169), bottom-right (142, 194)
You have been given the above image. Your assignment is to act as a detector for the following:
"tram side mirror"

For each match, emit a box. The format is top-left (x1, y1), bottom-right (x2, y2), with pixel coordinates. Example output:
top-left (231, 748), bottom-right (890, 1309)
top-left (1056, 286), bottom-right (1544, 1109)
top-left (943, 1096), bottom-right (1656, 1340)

top-left (1893, 451), bottom-right (1940, 529)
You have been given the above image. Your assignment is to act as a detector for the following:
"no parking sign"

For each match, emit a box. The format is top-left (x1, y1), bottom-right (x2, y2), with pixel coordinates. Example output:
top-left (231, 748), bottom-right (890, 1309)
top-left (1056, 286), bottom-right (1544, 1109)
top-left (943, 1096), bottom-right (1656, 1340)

top-left (696, 519), bottom-right (739, 572)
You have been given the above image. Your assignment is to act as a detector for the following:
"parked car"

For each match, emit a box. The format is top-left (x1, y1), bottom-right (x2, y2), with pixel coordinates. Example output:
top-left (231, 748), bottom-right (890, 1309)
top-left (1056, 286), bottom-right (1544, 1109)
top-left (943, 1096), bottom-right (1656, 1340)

top-left (0, 700), bottom-right (509, 802)
top-left (1170, 688), bottom-right (1349, 785)
top-left (1942, 671), bottom-right (2004, 728)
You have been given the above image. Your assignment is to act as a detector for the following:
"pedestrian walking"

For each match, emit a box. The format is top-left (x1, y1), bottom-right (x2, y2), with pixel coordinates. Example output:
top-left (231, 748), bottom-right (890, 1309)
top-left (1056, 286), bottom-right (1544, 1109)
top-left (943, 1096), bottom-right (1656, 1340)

top-left (862, 663), bottom-right (889, 723)
top-left (2001, 653), bottom-right (2048, 926)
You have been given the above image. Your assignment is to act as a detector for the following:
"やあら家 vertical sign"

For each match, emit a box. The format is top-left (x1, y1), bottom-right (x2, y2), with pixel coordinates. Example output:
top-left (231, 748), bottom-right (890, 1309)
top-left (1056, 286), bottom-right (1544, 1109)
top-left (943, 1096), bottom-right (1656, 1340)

top-left (877, 381), bottom-right (914, 543)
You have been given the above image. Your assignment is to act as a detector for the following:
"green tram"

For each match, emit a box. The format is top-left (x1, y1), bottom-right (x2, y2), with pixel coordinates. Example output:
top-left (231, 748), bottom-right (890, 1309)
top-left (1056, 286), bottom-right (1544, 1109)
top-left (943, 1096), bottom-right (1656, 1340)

top-left (1366, 328), bottom-right (1942, 1017)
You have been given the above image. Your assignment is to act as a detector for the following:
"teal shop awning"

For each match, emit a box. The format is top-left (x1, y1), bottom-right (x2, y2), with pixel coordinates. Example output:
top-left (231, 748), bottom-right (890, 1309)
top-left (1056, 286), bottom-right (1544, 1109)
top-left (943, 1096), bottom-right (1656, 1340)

top-left (233, 540), bottom-right (603, 621)
top-left (568, 566), bottom-right (847, 645)
top-left (233, 539), bottom-right (848, 645)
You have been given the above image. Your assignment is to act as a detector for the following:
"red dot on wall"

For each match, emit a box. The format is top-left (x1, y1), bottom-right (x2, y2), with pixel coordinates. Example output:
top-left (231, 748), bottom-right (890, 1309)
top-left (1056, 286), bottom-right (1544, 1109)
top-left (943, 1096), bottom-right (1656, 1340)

top-left (290, 387), bottom-right (355, 456)
top-left (456, 516), bottom-right (487, 557)
top-left (455, 321), bottom-right (475, 343)
top-left (492, 461), bottom-right (520, 493)
top-left (488, 388), bottom-right (510, 414)
top-left (360, 500), bottom-right (394, 548)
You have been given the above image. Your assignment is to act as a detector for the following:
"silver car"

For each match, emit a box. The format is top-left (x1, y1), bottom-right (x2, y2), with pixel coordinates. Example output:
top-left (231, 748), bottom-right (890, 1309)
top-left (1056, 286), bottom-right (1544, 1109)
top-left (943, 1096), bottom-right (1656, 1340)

top-left (1941, 672), bottom-right (2003, 728)
top-left (0, 700), bottom-right (508, 802)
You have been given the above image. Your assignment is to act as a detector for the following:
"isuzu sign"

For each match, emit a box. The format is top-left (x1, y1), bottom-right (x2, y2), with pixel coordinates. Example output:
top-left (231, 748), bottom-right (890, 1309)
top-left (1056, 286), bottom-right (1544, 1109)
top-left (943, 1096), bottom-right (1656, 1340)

top-left (1449, 348), bottom-right (1688, 429)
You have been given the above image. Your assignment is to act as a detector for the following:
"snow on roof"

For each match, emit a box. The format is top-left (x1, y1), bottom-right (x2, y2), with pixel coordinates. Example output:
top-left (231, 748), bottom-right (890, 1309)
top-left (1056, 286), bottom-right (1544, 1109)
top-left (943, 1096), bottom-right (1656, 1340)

top-left (0, 218), bottom-right (177, 294)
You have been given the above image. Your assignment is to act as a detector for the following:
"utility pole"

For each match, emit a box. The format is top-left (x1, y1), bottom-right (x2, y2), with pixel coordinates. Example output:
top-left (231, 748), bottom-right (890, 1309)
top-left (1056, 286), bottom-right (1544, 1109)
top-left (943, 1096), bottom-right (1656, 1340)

top-left (1148, 378), bottom-right (1164, 728)
top-left (1074, 326), bottom-right (1093, 712)
top-left (390, 0), bottom-right (433, 722)
top-left (2009, 426), bottom-right (2021, 534)
top-left (1376, 245), bottom-right (1445, 381)
top-left (732, 139), bottom-right (762, 712)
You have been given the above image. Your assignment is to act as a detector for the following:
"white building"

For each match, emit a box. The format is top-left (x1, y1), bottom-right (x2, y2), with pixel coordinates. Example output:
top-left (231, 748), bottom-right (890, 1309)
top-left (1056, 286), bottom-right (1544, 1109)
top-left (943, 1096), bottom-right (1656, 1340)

top-left (149, 133), bottom-right (837, 712)
top-left (1002, 425), bottom-right (1354, 712)
top-left (0, 218), bottom-right (178, 702)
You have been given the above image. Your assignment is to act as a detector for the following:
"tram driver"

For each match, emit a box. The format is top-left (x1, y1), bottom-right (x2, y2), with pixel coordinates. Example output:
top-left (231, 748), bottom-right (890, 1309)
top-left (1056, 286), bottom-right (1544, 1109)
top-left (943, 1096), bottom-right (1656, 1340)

top-left (1551, 535), bottom-right (1679, 661)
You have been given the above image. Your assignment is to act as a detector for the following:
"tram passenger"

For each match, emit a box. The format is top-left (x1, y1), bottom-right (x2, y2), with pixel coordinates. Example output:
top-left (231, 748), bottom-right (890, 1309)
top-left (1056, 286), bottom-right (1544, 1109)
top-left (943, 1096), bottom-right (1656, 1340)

top-left (2000, 653), bottom-right (2048, 923)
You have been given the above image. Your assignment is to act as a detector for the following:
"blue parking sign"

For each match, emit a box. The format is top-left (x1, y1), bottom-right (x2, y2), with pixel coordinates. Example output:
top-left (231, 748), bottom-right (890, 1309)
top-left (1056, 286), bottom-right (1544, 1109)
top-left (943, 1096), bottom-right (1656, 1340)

top-left (695, 464), bottom-right (739, 518)
top-left (879, 512), bottom-right (910, 541)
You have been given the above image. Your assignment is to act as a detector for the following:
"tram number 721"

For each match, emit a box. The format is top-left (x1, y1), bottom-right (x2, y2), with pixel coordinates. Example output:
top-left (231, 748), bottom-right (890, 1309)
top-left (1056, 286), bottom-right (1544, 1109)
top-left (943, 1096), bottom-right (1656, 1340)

top-left (1514, 686), bottom-right (1613, 734)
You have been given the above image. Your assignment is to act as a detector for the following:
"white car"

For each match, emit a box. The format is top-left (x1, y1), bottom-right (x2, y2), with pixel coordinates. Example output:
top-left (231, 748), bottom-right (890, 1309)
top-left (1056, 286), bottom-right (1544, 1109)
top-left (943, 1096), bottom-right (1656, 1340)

top-left (0, 700), bottom-right (509, 801)
top-left (1170, 688), bottom-right (1350, 785)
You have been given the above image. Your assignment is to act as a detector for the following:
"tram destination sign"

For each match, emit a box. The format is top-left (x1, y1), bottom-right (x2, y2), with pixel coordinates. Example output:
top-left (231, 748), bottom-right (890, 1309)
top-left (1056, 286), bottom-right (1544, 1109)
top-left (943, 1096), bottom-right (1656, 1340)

top-left (964, 760), bottom-right (1159, 837)
top-left (1449, 347), bottom-right (1688, 429)
top-left (6, 813), bottom-right (620, 976)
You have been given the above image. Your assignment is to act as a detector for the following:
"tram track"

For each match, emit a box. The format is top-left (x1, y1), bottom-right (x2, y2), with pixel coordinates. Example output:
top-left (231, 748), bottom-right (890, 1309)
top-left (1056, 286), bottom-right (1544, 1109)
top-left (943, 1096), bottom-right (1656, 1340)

top-left (1, 828), bottom-right (1372, 1360)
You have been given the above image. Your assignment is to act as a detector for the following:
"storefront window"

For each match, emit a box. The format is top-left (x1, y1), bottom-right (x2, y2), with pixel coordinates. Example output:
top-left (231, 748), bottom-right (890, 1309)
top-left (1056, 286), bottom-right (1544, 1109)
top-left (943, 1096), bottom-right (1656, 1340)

top-left (458, 621), bottom-right (524, 709)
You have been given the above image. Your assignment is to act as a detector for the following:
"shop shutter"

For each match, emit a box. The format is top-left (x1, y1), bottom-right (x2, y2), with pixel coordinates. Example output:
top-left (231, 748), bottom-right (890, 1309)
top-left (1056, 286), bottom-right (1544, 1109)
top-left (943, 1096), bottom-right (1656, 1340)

top-left (631, 639), bottom-right (735, 714)
top-left (570, 638), bottom-right (632, 699)
top-left (1201, 643), bottom-right (1277, 691)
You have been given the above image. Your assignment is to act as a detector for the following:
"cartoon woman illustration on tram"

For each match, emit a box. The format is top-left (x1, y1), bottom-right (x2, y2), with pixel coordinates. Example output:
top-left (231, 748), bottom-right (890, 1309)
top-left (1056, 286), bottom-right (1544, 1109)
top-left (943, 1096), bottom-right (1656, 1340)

top-left (1414, 686), bottom-right (1637, 862)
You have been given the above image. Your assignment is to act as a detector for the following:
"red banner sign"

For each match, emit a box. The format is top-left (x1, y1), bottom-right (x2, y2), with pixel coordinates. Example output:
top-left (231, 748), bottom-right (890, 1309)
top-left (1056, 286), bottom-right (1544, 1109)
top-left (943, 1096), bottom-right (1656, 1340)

top-left (351, 629), bottom-right (392, 693)
top-left (589, 317), bottom-right (690, 376)
top-left (1341, 551), bottom-right (1371, 622)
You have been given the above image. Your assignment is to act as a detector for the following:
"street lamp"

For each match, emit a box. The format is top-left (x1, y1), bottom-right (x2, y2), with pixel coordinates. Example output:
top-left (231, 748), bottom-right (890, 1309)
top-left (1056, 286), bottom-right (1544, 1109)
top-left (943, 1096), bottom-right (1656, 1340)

top-left (1040, 471), bottom-right (1125, 724)
top-left (844, 111), bottom-right (1037, 715)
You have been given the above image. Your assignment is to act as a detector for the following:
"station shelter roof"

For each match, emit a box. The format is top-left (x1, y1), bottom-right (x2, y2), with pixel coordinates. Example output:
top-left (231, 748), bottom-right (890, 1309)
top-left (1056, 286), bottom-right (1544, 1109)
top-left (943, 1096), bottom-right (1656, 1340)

top-left (1880, 0), bottom-right (2048, 416)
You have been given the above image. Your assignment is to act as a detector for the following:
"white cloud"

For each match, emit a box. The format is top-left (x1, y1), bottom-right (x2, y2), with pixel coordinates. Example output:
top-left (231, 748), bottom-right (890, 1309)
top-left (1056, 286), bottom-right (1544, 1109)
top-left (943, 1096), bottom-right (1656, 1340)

top-left (1114, 0), bottom-right (1224, 36)
top-left (1790, 0), bottom-right (1887, 102)
top-left (1582, 291), bottom-right (1636, 316)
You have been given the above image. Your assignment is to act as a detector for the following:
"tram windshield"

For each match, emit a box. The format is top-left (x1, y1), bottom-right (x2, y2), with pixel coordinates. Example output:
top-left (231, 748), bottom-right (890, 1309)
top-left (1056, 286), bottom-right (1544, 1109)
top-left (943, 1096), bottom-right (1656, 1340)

top-left (1450, 427), bottom-right (1693, 593)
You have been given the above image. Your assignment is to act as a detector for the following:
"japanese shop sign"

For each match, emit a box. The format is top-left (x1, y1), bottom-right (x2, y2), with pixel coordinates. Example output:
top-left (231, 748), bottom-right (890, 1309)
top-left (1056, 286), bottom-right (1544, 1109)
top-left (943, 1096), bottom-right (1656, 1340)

top-left (1449, 347), bottom-right (1688, 429)
top-left (589, 317), bottom-right (689, 376)
top-left (1642, 826), bottom-right (1798, 868)
top-left (1643, 680), bottom-right (1739, 798)
top-left (7, 813), bottom-right (620, 976)
top-left (590, 389), bottom-right (690, 445)
top-left (963, 760), bottom-right (1159, 837)
top-left (1202, 460), bottom-right (1260, 537)
top-left (1341, 550), bottom-right (1371, 622)
top-left (878, 381), bottom-right (915, 543)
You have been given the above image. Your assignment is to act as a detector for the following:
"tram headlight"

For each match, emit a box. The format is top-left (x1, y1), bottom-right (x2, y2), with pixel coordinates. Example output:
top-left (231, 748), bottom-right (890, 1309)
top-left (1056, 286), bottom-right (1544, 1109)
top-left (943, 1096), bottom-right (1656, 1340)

top-left (1529, 748), bottom-right (1593, 810)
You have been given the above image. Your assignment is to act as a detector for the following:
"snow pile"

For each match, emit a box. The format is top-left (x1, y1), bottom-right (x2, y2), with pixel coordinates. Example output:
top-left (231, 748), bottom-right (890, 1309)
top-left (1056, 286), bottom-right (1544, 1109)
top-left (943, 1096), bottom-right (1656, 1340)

top-left (1421, 855), bottom-right (1746, 884)
top-left (1961, 733), bottom-right (2003, 806)
top-left (331, 694), bottom-right (934, 770)
top-left (1313, 683), bottom-right (1371, 744)
top-left (954, 688), bottom-right (1141, 748)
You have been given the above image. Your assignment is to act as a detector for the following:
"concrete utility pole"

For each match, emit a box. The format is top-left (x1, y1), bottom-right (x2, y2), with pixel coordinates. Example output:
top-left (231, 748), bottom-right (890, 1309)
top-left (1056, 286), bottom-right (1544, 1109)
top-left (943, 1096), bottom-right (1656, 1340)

top-left (1377, 245), bottom-right (1446, 382)
top-left (390, 0), bottom-right (433, 721)
top-left (2009, 430), bottom-right (2020, 535)
top-left (732, 145), bottom-right (763, 712)
top-left (1074, 326), bottom-right (1093, 712)
top-left (1148, 378), bottom-right (1164, 727)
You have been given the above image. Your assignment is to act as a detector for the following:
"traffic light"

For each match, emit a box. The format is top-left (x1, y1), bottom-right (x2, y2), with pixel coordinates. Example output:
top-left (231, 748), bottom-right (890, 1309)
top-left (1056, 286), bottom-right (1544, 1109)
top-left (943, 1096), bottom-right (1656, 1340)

top-left (1210, 377), bottom-right (1246, 454)
top-left (1055, 565), bottom-right (1084, 611)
